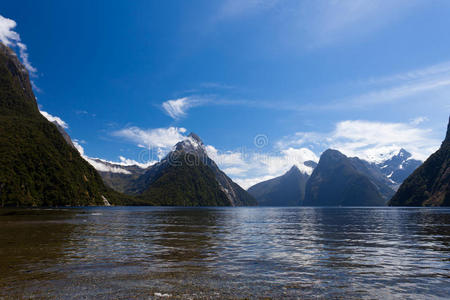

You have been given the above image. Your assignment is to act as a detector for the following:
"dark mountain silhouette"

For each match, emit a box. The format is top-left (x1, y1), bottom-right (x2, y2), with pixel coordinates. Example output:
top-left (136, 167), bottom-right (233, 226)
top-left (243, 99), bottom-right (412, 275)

top-left (248, 165), bottom-right (310, 206)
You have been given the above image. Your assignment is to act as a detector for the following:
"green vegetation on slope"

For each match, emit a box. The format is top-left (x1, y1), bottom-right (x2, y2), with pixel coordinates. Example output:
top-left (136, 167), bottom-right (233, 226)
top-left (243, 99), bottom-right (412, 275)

top-left (0, 43), bottom-right (127, 207)
top-left (139, 152), bottom-right (230, 206)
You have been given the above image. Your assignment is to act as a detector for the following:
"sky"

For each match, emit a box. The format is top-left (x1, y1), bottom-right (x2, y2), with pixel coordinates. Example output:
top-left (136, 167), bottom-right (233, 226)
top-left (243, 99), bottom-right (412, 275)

top-left (1, 0), bottom-right (450, 188)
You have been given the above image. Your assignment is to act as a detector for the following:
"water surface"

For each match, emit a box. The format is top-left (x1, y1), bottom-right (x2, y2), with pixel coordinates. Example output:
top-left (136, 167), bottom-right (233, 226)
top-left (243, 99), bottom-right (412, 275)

top-left (0, 207), bottom-right (449, 299)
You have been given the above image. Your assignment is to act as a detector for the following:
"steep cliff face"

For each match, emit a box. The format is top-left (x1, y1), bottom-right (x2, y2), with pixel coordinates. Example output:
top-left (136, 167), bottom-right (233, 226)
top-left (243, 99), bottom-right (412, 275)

top-left (304, 149), bottom-right (386, 206)
top-left (389, 117), bottom-right (450, 207)
top-left (0, 43), bottom-right (120, 207)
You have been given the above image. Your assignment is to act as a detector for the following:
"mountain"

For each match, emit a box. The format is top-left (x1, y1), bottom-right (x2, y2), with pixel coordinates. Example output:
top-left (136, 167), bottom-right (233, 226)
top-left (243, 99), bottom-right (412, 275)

top-left (0, 43), bottom-right (124, 207)
top-left (389, 117), bottom-right (450, 206)
top-left (53, 122), bottom-right (76, 149)
top-left (96, 133), bottom-right (257, 206)
top-left (376, 149), bottom-right (422, 185)
top-left (248, 165), bottom-right (311, 206)
top-left (304, 149), bottom-right (387, 206)
top-left (90, 158), bottom-right (151, 194)
top-left (348, 157), bottom-right (396, 201)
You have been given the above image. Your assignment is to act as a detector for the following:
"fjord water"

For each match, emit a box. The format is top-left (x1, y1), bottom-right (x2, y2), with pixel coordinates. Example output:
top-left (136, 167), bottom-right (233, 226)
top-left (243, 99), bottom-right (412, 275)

top-left (0, 207), bottom-right (449, 299)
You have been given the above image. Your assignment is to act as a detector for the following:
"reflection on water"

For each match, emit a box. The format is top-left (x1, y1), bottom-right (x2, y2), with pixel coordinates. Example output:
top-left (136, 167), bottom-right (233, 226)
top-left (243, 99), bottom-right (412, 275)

top-left (0, 207), bottom-right (449, 299)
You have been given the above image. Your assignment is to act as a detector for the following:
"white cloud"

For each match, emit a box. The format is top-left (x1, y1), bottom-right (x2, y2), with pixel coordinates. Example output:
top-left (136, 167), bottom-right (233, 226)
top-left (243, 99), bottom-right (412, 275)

top-left (206, 144), bottom-right (319, 189)
top-left (206, 145), bottom-right (248, 166)
top-left (0, 15), bottom-right (20, 46)
top-left (112, 126), bottom-right (187, 158)
top-left (280, 120), bottom-right (441, 163)
top-left (39, 110), bottom-right (69, 129)
top-left (116, 156), bottom-right (157, 169)
top-left (0, 14), bottom-right (37, 76)
top-left (85, 159), bottom-right (131, 174)
top-left (72, 140), bottom-right (156, 174)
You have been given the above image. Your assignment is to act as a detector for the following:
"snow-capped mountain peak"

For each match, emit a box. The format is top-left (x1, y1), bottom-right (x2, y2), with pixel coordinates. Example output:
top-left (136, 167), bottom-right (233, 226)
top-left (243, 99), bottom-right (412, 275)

top-left (376, 148), bottom-right (422, 184)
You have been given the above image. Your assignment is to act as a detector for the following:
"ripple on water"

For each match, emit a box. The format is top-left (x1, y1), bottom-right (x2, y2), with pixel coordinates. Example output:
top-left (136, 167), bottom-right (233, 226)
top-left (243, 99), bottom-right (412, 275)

top-left (0, 206), bottom-right (449, 299)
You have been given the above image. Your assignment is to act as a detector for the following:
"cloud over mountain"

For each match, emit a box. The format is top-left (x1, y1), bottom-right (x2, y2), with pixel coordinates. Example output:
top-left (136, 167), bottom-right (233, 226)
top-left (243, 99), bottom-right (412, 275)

top-left (279, 120), bottom-right (440, 163)
top-left (0, 14), bottom-right (36, 76)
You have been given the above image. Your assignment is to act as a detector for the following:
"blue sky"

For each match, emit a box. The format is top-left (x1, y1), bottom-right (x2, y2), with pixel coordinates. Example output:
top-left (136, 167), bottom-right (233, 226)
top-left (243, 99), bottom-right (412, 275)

top-left (1, 1), bottom-right (450, 188)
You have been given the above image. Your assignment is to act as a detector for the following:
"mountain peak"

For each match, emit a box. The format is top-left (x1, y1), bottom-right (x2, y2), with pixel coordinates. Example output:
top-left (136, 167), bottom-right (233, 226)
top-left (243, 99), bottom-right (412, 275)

top-left (321, 149), bottom-right (346, 161)
top-left (288, 165), bottom-right (300, 173)
top-left (188, 132), bottom-right (203, 144)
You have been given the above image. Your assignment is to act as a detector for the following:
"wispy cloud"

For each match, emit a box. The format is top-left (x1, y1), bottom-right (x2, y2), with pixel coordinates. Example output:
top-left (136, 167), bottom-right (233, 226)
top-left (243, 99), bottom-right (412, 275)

top-left (160, 58), bottom-right (450, 117)
top-left (213, 0), bottom-right (421, 47)
top-left (161, 97), bottom-right (208, 119)
top-left (0, 14), bottom-right (37, 76)
top-left (410, 116), bottom-right (429, 126)
top-left (298, 0), bottom-right (419, 47)
top-left (333, 59), bottom-right (450, 108)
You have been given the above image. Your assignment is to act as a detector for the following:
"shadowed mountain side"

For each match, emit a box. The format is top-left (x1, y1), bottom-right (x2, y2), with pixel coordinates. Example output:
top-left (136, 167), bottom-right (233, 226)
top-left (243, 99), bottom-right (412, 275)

top-left (248, 165), bottom-right (310, 206)
top-left (304, 149), bottom-right (386, 206)
top-left (389, 117), bottom-right (450, 207)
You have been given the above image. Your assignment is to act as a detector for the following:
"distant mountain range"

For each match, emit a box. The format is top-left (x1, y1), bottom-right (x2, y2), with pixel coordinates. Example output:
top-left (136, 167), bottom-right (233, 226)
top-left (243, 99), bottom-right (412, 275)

top-left (390, 117), bottom-right (450, 206)
top-left (248, 147), bottom-right (423, 206)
